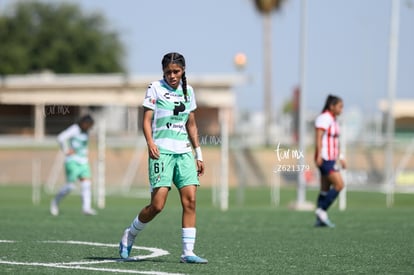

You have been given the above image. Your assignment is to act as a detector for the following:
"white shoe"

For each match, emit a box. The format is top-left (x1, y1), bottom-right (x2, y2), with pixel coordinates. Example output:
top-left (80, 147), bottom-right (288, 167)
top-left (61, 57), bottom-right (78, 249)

top-left (83, 209), bottom-right (97, 215)
top-left (315, 208), bottom-right (328, 223)
top-left (315, 208), bottom-right (335, 228)
top-left (50, 200), bottom-right (59, 216)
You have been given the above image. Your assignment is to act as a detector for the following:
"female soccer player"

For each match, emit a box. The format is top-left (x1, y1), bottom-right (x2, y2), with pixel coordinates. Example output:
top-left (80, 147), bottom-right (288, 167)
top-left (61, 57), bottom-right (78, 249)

top-left (118, 52), bottom-right (207, 264)
top-left (314, 95), bottom-right (346, 227)
top-left (50, 114), bottom-right (96, 216)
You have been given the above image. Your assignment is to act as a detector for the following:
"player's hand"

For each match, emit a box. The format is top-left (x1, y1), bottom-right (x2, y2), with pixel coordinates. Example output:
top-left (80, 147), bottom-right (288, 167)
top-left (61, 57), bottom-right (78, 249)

top-left (340, 159), bottom-right (347, 170)
top-left (315, 155), bottom-right (323, 167)
top-left (66, 148), bottom-right (75, 156)
top-left (147, 142), bottom-right (160, 159)
top-left (196, 160), bottom-right (204, 176)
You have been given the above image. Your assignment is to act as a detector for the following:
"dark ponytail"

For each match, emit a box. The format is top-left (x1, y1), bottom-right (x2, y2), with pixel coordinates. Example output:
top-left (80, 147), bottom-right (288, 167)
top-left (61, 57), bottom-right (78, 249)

top-left (162, 52), bottom-right (188, 102)
top-left (321, 94), bottom-right (342, 113)
top-left (181, 71), bottom-right (188, 102)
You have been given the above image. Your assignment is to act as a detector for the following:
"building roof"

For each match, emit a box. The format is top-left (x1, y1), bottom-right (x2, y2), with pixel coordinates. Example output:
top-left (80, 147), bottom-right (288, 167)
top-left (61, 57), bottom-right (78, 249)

top-left (0, 72), bottom-right (246, 108)
top-left (378, 99), bottom-right (414, 118)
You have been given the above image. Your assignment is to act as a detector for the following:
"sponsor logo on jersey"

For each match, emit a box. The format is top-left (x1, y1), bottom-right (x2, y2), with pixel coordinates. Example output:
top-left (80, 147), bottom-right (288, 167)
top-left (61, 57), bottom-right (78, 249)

top-left (166, 122), bottom-right (184, 130)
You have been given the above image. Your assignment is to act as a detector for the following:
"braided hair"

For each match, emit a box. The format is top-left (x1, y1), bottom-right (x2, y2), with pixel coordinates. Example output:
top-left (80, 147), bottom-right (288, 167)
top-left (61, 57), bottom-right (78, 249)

top-left (321, 94), bottom-right (342, 113)
top-left (162, 52), bottom-right (188, 102)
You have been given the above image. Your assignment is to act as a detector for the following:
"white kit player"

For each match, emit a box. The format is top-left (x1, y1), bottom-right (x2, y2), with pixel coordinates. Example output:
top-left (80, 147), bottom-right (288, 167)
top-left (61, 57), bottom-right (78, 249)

top-left (50, 114), bottom-right (96, 216)
top-left (118, 52), bottom-right (207, 264)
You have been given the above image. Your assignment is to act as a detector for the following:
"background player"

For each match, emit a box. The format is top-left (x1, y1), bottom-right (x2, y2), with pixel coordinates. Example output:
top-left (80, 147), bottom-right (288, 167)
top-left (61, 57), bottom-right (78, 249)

top-left (314, 95), bottom-right (346, 227)
top-left (50, 114), bottom-right (96, 216)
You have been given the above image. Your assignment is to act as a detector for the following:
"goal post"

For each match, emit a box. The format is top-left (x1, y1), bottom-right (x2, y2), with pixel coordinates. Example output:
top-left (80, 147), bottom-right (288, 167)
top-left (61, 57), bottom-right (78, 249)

top-left (96, 118), bottom-right (106, 209)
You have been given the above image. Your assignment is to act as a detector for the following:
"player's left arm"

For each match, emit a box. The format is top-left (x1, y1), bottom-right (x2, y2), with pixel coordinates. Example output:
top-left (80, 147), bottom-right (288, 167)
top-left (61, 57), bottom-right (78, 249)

top-left (186, 111), bottom-right (204, 176)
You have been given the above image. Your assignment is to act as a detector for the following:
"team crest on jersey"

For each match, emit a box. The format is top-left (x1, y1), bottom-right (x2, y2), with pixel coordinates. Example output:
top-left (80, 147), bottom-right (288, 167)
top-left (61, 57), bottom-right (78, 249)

top-left (144, 94), bottom-right (156, 104)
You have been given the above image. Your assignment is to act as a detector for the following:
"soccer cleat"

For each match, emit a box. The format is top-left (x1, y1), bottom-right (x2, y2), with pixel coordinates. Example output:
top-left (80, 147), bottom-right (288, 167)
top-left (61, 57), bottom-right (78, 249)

top-left (119, 242), bottom-right (132, 259)
top-left (323, 218), bottom-right (336, 228)
top-left (119, 228), bottom-right (133, 259)
top-left (314, 217), bottom-right (327, 227)
top-left (315, 208), bottom-right (327, 221)
top-left (83, 209), bottom-right (97, 216)
top-left (180, 255), bottom-right (208, 264)
top-left (315, 208), bottom-right (335, 228)
top-left (314, 217), bottom-right (336, 228)
top-left (50, 200), bottom-right (59, 216)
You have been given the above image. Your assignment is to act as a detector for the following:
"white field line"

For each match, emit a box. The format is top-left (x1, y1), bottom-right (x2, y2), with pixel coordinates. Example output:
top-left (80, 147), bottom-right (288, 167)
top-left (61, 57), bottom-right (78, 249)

top-left (0, 240), bottom-right (185, 275)
top-left (0, 260), bottom-right (185, 275)
top-left (41, 240), bottom-right (169, 262)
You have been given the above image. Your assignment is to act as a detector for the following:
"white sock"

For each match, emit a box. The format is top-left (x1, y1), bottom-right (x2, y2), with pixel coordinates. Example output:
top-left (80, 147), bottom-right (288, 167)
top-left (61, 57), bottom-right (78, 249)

top-left (182, 227), bottom-right (196, 257)
top-left (81, 180), bottom-right (92, 211)
top-left (129, 216), bottom-right (146, 237)
top-left (54, 183), bottom-right (75, 204)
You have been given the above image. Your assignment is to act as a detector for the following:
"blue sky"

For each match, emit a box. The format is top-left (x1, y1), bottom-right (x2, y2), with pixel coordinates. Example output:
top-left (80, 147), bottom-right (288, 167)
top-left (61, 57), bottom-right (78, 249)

top-left (2, 0), bottom-right (414, 115)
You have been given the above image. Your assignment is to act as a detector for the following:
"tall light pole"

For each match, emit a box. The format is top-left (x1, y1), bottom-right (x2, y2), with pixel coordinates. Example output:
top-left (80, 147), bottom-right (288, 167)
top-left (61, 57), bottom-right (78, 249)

top-left (296, 0), bottom-right (311, 210)
top-left (253, 0), bottom-right (284, 147)
top-left (385, 0), bottom-right (400, 207)
top-left (287, 0), bottom-right (313, 211)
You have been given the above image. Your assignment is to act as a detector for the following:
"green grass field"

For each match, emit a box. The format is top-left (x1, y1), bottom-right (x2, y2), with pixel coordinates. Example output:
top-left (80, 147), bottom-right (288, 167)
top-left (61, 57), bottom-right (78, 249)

top-left (0, 185), bottom-right (413, 275)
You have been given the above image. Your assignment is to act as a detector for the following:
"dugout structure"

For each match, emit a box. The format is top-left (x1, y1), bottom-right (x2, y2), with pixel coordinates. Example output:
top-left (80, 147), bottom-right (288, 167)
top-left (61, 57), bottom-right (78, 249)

top-left (0, 72), bottom-right (245, 138)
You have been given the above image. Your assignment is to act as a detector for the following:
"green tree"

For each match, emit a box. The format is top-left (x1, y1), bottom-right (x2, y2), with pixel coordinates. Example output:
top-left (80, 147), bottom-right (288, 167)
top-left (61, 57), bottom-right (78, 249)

top-left (0, 1), bottom-right (125, 75)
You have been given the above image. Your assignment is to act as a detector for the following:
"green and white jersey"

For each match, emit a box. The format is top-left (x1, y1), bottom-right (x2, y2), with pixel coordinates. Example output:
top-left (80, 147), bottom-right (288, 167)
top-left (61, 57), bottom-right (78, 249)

top-left (143, 79), bottom-right (197, 154)
top-left (57, 124), bottom-right (89, 164)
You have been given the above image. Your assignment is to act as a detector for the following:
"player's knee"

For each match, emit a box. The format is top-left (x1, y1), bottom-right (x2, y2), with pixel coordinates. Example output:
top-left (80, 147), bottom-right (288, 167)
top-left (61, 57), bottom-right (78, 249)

top-left (183, 197), bottom-right (196, 211)
top-left (150, 203), bottom-right (164, 215)
top-left (335, 181), bottom-right (344, 192)
top-left (64, 183), bottom-right (76, 193)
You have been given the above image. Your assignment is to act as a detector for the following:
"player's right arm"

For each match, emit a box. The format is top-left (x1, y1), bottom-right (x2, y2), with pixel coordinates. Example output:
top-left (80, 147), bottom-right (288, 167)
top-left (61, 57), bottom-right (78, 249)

top-left (57, 124), bottom-right (78, 155)
top-left (142, 107), bottom-right (159, 159)
top-left (315, 128), bottom-right (324, 166)
top-left (314, 113), bottom-right (331, 166)
top-left (142, 83), bottom-right (160, 159)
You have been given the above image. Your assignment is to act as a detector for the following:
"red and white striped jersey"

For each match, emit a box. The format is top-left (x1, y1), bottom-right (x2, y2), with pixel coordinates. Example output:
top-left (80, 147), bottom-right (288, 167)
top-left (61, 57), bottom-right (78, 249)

top-left (315, 111), bottom-right (340, 161)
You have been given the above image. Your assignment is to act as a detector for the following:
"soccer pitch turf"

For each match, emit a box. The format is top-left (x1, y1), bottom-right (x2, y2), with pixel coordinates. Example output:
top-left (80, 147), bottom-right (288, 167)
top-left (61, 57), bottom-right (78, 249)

top-left (0, 185), bottom-right (413, 275)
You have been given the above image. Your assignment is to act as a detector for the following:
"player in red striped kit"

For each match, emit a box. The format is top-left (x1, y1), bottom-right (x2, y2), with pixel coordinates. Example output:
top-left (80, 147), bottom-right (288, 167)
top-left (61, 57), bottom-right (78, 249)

top-left (314, 95), bottom-right (346, 227)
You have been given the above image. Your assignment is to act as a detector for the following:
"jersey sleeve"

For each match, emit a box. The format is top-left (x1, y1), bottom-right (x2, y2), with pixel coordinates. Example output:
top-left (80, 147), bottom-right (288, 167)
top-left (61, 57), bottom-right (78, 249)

top-left (57, 124), bottom-right (80, 154)
top-left (315, 113), bottom-right (331, 130)
top-left (142, 82), bottom-right (157, 110)
top-left (188, 86), bottom-right (197, 112)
